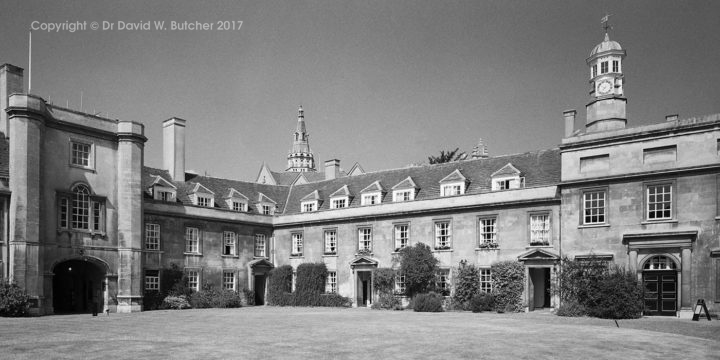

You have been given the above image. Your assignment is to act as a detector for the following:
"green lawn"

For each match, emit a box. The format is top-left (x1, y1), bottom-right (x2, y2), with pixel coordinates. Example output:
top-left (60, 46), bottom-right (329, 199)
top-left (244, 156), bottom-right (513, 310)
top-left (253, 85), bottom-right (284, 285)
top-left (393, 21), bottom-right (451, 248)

top-left (1, 307), bottom-right (718, 359)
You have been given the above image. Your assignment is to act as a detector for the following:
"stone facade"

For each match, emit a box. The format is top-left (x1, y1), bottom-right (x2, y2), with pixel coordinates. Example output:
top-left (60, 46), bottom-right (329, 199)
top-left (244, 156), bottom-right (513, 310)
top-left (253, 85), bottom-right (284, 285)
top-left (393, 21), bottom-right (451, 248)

top-left (1, 29), bottom-right (718, 317)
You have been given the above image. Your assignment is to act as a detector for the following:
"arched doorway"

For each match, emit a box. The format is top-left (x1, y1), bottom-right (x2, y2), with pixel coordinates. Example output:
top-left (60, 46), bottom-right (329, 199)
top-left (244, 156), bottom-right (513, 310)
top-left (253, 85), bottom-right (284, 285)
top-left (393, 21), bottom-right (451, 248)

top-left (248, 259), bottom-right (274, 305)
top-left (53, 259), bottom-right (106, 314)
top-left (642, 255), bottom-right (678, 316)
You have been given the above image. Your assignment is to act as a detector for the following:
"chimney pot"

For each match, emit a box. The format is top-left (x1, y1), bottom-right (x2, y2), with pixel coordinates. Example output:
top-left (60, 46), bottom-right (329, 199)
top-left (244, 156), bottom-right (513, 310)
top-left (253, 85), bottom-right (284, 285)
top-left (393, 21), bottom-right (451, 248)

top-left (665, 114), bottom-right (679, 122)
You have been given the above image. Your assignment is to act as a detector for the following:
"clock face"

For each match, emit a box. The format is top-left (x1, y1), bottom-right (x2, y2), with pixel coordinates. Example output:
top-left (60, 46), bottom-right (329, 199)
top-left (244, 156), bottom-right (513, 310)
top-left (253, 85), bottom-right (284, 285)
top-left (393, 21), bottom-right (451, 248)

top-left (598, 80), bottom-right (613, 95)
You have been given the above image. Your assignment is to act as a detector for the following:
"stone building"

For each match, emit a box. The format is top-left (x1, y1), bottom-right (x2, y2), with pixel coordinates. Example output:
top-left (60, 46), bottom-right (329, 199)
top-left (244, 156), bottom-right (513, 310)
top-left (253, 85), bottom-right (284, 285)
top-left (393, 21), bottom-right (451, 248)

top-left (1, 29), bottom-right (718, 317)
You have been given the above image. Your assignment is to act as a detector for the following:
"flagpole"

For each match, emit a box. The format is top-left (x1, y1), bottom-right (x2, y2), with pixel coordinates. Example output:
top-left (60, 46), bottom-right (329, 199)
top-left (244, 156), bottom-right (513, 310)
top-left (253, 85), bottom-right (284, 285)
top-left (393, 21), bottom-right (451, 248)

top-left (28, 31), bottom-right (32, 93)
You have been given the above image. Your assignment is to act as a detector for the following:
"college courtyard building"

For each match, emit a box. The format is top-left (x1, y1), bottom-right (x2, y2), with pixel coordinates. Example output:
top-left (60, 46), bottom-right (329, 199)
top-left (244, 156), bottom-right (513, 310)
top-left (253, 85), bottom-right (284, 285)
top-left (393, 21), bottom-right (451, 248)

top-left (0, 31), bottom-right (718, 317)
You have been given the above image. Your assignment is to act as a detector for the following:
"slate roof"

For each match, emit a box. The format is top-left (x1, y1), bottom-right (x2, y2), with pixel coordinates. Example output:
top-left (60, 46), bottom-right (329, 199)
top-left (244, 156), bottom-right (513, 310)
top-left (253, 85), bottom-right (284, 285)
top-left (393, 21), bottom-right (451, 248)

top-left (143, 166), bottom-right (291, 213)
top-left (282, 148), bottom-right (561, 215)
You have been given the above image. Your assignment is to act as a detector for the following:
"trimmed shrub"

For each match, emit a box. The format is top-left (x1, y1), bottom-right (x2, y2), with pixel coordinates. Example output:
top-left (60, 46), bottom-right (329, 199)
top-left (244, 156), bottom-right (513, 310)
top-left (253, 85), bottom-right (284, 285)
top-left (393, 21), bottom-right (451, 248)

top-left (294, 263), bottom-right (328, 306)
top-left (0, 282), bottom-right (30, 317)
top-left (371, 292), bottom-right (401, 310)
top-left (470, 293), bottom-right (495, 313)
top-left (143, 290), bottom-right (164, 311)
top-left (267, 263), bottom-right (351, 307)
top-left (554, 257), bottom-right (643, 319)
top-left (555, 299), bottom-right (586, 317)
top-left (491, 260), bottom-right (525, 313)
top-left (189, 285), bottom-right (243, 309)
top-left (398, 243), bottom-right (439, 298)
top-left (317, 293), bottom-right (352, 307)
top-left (267, 265), bottom-right (294, 306)
top-left (413, 292), bottom-right (444, 312)
top-left (585, 266), bottom-right (643, 319)
top-left (372, 268), bottom-right (396, 294)
top-left (451, 260), bottom-right (481, 311)
top-left (162, 295), bottom-right (191, 309)
top-left (242, 288), bottom-right (255, 306)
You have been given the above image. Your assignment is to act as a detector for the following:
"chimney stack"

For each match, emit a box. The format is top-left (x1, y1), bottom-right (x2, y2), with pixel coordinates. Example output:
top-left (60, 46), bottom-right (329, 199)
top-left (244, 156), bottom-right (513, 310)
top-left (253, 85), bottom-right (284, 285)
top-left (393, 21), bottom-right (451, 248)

top-left (665, 114), bottom-right (678, 122)
top-left (163, 117), bottom-right (186, 181)
top-left (0, 64), bottom-right (24, 137)
top-left (563, 109), bottom-right (577, 137)
top-left (325, 159), bottom-right (340, 180)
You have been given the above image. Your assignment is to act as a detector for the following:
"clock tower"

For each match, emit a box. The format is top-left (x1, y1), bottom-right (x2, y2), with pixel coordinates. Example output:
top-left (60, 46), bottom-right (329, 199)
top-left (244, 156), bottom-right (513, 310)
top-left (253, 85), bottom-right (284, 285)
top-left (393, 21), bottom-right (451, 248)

top-left (585, 17), bottom-right (627, 132)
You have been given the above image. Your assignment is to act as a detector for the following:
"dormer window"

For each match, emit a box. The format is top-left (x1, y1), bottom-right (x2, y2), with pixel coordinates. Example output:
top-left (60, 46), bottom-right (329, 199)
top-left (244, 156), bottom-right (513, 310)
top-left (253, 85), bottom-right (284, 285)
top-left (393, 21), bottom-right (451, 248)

top-left (441, 183), bottom-right (464, 196)
top-left (149, 175), bottom-right (177, 203)
top-left (491, 163), bottom-right (524, 191)
top-left (190, 183), bottom-right (215, 208)
top-left (439, 169), bottom-right (468, 197)
top-left (359, 181), bottom-right (384, 206)
top-left (329, 185), bottom-right (352, 209)
top-left (232, 201), bottom-right (247, 212)
top-left (256, 192), bottom-right (277, 215)
top-left (300, 190), bottom-right (321, 213)
top-left (224, 188), bottom-right (249, 212)
top-left (197, 195), bottom-right (212, 207)
top-left (393, 189), bottom-right (414, 202)
top-left (392, 177), bottom-right (418, 202)
top-left (331, 197), bottom-right (348, 209)
top-left (301, 201), bottom-right (317, 212)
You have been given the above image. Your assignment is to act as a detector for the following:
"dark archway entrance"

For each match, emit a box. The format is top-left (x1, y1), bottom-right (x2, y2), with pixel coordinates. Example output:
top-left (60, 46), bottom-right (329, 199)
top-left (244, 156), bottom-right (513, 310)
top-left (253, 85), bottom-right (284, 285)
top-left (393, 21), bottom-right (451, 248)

top-left (53, 259), bottom-right (105, 314)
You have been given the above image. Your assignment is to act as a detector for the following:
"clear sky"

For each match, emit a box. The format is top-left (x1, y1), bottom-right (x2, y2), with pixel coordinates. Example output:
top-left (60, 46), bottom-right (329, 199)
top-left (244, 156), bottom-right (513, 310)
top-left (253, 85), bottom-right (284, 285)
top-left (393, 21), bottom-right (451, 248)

top-left (2, 0), bottom-right (719, 181)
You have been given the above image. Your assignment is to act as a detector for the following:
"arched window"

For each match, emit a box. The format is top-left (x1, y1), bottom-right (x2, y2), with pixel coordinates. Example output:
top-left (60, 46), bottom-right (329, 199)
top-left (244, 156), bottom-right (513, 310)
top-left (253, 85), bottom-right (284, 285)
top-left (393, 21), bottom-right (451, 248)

top-left (72, 184), bottom-right (90, 229)
top-left (58, 184), bottom-right (105, 233)
top-left (643, 255), bottom-right (677, 271)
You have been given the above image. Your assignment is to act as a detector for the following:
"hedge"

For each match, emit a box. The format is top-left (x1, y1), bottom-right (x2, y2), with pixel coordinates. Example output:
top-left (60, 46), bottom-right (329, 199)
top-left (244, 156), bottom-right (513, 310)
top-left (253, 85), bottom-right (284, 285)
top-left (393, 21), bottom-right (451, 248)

top-left (267, 263), bottom-right (351, 307)
top-left (490, 260), bottom-right (525, 313)
top-left (0, 282), bottom-right (30, 317)
top-left (451, 260), bottom-right (481, 311)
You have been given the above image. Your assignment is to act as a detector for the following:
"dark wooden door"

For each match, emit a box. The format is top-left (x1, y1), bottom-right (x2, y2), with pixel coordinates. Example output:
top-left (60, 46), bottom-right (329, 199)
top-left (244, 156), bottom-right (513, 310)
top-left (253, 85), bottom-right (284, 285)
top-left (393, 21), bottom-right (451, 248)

top-left (254, 275), bottom-right (266, 305)
top-left (643, 271), bottom-right (677, 316)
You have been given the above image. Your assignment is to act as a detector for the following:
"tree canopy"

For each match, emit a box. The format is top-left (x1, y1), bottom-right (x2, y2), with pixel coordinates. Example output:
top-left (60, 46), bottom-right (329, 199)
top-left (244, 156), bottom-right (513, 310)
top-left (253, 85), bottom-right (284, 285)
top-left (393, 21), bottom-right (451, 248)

top-left (428, 148), bottom-right (467, 164)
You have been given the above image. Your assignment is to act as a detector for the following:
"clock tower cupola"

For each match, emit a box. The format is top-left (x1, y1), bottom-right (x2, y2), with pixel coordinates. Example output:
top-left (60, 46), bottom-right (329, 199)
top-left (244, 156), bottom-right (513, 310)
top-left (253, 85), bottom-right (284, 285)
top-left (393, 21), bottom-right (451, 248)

top-left (585, 15), bottom-right (627, 133)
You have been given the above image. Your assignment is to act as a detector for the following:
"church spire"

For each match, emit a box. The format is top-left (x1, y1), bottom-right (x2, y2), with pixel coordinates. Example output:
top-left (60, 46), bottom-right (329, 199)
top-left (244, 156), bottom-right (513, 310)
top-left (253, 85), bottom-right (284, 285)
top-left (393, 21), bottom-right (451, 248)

top-left (286, 105), bottom-right (316, 172)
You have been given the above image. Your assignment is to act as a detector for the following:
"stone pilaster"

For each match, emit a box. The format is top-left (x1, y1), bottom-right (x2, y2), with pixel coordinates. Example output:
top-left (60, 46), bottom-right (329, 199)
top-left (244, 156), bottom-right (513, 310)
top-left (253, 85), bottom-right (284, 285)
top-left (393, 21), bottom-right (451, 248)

top-left (115, 121), bottom-right (146, 312)
top-left (7, 94), bottom-right (46, 314)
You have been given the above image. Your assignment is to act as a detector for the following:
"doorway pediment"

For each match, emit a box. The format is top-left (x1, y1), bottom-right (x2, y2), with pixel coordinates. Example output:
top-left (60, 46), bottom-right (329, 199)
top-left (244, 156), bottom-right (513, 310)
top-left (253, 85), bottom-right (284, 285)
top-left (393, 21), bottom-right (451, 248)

top-left (248, 258), bottom-right (274, 269)
top-left (518, 248), bottom-right (560, 262)
top-left (349, 256), bottom-right (378, 268)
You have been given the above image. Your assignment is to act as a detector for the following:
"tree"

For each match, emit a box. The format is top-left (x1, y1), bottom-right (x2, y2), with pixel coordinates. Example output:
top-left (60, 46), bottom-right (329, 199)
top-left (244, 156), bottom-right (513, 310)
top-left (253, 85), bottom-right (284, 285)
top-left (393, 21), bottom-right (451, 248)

top-left (451, 260), bottom-right (481, 310)
top-left (428, 148), bottom-right (467, 164)
top-left (398, 243), bottom-right (439, 298)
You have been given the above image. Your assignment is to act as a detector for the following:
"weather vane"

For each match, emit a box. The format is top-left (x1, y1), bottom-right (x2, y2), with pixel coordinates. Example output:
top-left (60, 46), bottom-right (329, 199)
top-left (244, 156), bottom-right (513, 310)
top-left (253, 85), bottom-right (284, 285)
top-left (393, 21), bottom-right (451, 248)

top-left (601, 13), bottom-right (613, 34)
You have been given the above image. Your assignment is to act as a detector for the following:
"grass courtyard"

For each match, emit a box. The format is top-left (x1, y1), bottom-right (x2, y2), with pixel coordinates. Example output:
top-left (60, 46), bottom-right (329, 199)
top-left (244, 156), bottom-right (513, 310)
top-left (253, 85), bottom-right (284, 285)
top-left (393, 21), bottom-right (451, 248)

top-left (0, 307), bottom-right (718, 359)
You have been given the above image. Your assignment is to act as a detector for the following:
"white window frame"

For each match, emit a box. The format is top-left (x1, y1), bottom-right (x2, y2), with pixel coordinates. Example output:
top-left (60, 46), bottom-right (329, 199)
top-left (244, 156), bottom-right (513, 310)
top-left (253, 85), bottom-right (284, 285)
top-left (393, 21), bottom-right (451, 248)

top-left (196, 194), bottom-right (214, 208)
top-left (395, 274), bottom-right (406, 295)
top-left (186, 270), bottom-right (200, 292)
top-left (434, 221), bottom-right (452, 250)
top-left (392, 189), bottom-right (415, 202)
top-left (153, 186), bottom-right (176, 202)
top-left (646, 183), bottom-right (673, 221)
top-left (301, 200), bottom-right (317, 213)
top-left (255, 234), bottom-right (267, 257)
top-left (529, 213), bottom-right (550, 246)
top-left (394, 224), bottom-right (409, 251)
top-left (358, 227), bottom-right (372, 253)
top-left (480, 268), bottom-right (492, 293)
top-left (441, 183), bottom-right (464, 196)
top-left (600, 61), bottom-right (608, 74)
top-left (231, 200), bottom-right (247, 212)
top-left (222, 231), bottom-right (237, 256)
top-left (145, 270), bottom-right (159, 291)
top-left (70, 140), bottom-right (93, 169)
top-left (361, 192), bottom-right (381, 206)
top-left (582, 189), bottom-right (607, 225)
top-left (326, 271), bottom-right (337, 294)
top-left (185, 227), bottom-right (201, 254)
top-left (145, 223), bottom-right (160, 251)
top-left (59, 184), bottom-right (106, 233)
top-left (222, 271), bottom-right (236, 291)
top-left (260, 203), bottom-right (274, 215)
top-left (478, 217), bottom-right (497, 248)
top-left (324, 229), bottom-right (337, 255)
top-left (291, 232), bottom-right (303, 257)
top-left (330, 197), bottom-right (348, 209)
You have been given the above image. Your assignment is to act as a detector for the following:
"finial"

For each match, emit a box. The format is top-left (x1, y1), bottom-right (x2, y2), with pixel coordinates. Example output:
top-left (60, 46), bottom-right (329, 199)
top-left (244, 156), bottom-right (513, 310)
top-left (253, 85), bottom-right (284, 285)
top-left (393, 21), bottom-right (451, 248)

top-left (298, 105), bottom-right (304, 119)
top-left (601, 13), bottom-right (613, 36)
